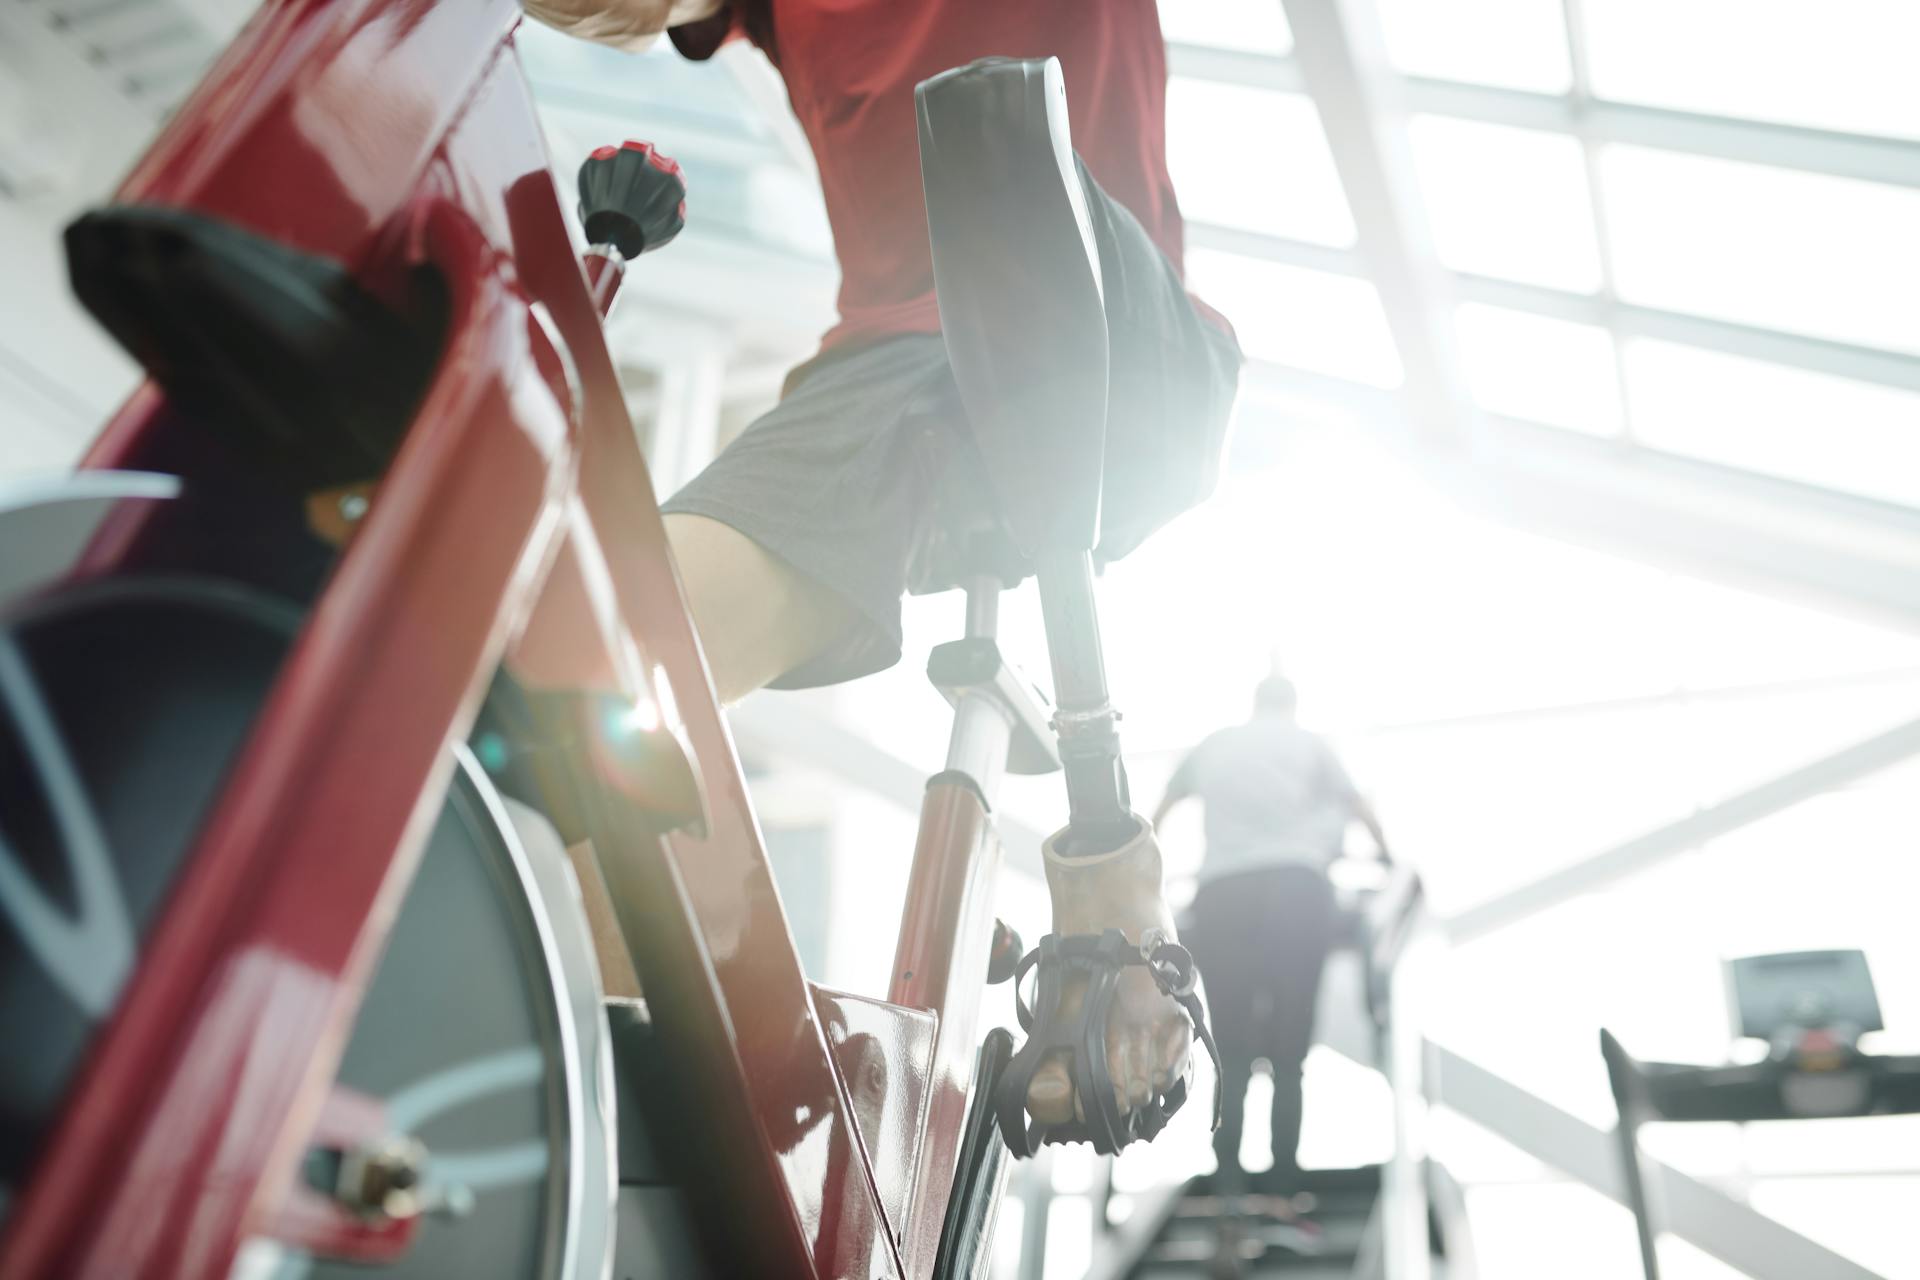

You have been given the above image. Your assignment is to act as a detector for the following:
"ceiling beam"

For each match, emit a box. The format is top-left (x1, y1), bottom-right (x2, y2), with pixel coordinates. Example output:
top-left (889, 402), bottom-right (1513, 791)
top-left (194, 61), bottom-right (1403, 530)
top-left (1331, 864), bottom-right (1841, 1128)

top-left (1446, 713), bottom-right (1920, 942)
top-left (1166, 41), bottom-right (1307, 93)
top-left (1194, 218), bottom-right (1920, 396)
top-left (1463, 271), bottom-right (1920, 395)
top-left (1168, 41), bottom-right (1920, 192)
top-left (1405, 75), bottom-right (1920, 191)
top-left (1463, 413), bottom-right (1920, 632)
top-left (1236, 368), bottom-right (1920, 634)
top-left (1280, 0), bottom-right (1478, 448)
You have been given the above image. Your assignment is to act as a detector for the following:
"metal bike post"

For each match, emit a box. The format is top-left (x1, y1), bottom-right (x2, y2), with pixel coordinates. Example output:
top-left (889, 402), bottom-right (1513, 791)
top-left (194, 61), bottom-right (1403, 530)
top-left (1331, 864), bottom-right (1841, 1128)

top-left (904, 576), bottom-right (1044, 1276)
top-left (945, 575), bottom-right (1016, 801)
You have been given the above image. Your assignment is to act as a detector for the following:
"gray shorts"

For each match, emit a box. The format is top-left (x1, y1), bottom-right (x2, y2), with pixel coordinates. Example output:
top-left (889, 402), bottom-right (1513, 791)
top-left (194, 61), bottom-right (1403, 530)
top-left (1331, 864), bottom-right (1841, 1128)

top-left (662, 170), bottom-right (1242, 689)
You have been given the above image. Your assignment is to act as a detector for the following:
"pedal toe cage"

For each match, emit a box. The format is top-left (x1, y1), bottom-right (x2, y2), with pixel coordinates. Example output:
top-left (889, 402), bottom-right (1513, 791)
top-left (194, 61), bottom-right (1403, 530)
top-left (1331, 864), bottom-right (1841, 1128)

top-left (994, 929), bottom-right (1222, 1157)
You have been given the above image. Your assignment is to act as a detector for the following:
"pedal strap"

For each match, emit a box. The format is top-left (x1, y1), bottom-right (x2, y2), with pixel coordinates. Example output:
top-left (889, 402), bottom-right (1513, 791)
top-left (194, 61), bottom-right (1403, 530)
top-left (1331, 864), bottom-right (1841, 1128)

top-left (993, 929), bottom-right (1223, 1158)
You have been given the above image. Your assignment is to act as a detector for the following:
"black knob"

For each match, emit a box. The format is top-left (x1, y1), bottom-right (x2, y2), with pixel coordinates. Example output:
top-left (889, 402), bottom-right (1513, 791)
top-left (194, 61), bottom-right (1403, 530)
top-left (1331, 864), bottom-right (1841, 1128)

top-left (577, 141), bottom-right (687, 258)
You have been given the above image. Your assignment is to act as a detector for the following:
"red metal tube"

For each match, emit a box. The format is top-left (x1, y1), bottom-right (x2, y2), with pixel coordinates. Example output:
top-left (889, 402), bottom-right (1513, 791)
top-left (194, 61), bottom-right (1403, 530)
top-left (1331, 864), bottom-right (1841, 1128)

top-left (888, 781), bottom-right (1006, 1277)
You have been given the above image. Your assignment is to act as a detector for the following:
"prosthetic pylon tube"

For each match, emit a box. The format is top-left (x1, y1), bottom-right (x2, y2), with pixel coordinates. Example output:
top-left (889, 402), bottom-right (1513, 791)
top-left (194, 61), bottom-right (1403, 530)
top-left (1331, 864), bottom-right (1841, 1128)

top-left (1036, 550), bottom-right (1135, 854)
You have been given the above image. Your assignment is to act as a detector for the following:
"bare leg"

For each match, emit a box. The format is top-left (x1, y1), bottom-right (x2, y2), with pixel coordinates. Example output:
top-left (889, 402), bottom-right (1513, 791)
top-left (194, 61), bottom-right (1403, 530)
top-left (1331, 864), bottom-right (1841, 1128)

top-left (1025, 821), bottom-right (1193, 1125)
top-left (663, 513), bottom-right (857, 705)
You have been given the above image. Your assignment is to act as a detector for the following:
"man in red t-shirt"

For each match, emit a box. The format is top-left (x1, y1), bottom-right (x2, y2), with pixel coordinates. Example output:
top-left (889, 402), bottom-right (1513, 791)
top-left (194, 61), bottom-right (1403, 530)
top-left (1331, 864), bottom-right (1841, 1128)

top-left (525, 0), bottom-right (1242, 1138)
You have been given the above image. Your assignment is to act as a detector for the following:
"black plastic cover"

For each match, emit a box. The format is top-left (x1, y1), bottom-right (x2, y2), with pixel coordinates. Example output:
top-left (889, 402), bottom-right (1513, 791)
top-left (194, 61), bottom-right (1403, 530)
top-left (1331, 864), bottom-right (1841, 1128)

top-left (578, 142), bottom-right (687, 259)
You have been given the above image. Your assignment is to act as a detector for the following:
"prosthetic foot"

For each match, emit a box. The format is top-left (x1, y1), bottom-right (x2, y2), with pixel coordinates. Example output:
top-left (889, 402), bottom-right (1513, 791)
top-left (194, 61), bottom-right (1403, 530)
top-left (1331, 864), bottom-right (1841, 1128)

top-left (995, 820), bottom-right (1223, 1157)
top-left (997, 926), bottom-right (1221, 1155)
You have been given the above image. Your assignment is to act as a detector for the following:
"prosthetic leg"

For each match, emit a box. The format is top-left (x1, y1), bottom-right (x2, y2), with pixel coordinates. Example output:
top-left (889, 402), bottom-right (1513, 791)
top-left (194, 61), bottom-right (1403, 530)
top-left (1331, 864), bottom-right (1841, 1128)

top-left (917, 56), bottom-right (1223, 1157)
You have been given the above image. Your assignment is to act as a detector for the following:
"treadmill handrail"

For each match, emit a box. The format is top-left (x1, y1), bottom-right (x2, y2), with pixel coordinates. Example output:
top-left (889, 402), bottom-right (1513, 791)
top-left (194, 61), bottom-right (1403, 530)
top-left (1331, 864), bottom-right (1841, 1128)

top-left (1360, 864), bottom-right (1426, 1030)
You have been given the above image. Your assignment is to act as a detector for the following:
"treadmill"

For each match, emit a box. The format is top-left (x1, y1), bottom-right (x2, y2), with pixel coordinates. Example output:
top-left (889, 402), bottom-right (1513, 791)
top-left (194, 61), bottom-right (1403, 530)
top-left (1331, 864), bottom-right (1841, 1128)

top-left (1602, 949), bottom-right (1920, 1280)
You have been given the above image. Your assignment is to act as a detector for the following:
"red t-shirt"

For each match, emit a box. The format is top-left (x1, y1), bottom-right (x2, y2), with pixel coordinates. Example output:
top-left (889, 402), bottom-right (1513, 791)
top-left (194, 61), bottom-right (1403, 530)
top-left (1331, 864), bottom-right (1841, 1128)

top-left (672, 0), bottom-right (1192, 350)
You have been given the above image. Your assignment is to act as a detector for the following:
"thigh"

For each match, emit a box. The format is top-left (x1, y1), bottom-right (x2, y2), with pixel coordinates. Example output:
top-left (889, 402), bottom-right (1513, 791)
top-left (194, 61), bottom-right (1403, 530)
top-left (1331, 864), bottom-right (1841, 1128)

top-left (1187, 882), bottom-right (1264, 1045)
top-left (1260, 868), bottom-right (1336, 1056)
top-left (663, 513), bottom-right (855, 705)
top-left (660, 336), bottom-right (958, 690)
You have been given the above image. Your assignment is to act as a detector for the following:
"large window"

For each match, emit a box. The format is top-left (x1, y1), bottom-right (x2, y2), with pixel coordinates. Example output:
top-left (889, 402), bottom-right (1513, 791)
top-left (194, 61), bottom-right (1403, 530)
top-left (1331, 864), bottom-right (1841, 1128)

top-left (1409, 115), bottom-right (1602, 292)
top-left (1377, 0), bottom-right (1571, 93)
top-left (1168, 78), bottom-right (1353, 245)
top-left (1625, 340), bottom-right (1920, 508)
top-left (1582, 0), bottom-right (1920, 141)
top-left (1601, 146), bottom-right (1920, 357)
top-left (1150, 1), bottom-right (1920, 513)
top-left (1186, 249), bottom-right (1404, 387)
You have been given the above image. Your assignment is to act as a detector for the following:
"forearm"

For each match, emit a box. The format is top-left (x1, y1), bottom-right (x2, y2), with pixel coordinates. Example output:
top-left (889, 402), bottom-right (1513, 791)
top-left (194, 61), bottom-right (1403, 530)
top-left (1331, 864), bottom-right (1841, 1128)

top-left (521, 0), bottom-right (718, 53)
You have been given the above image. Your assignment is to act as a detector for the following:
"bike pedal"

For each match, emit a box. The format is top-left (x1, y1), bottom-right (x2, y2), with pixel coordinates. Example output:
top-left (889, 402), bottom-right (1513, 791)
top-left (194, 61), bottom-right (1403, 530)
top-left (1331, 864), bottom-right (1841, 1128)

top-left (987, 919), bottom-right (1023, 984)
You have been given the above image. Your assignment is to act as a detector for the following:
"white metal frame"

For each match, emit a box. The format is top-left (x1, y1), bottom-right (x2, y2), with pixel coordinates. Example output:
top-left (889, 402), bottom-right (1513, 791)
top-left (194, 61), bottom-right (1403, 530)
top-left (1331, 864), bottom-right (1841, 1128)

top-left (1167, 10), bottom-right (1920, 638)
top-left (1448, 713), bottom-right (1920, 942)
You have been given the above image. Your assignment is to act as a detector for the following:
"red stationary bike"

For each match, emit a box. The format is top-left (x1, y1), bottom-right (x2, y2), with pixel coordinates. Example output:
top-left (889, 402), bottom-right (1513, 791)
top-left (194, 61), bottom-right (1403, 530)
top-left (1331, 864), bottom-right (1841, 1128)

top-left (0, 5), bottom-right (1211, 1277)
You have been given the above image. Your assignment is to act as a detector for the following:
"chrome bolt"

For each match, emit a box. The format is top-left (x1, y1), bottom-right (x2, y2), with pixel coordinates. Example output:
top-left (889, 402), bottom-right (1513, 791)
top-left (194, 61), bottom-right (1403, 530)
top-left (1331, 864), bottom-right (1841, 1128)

top-left (338, 1135), bottom-right (428, 1221)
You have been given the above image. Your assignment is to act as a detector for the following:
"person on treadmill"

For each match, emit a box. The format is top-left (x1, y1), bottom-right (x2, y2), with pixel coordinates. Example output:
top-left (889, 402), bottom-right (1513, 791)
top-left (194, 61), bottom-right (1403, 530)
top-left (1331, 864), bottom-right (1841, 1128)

top-left (1152, 676), bottom-right (1390, 1189)
top-left (519, 0), bottom-right (1243, 1132)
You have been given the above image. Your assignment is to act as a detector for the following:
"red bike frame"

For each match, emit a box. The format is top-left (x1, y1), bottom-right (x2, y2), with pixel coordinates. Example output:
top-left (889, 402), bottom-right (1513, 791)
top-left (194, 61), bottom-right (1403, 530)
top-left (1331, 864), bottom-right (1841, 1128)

top-left (0, 1), bottom-right (1003, 1275)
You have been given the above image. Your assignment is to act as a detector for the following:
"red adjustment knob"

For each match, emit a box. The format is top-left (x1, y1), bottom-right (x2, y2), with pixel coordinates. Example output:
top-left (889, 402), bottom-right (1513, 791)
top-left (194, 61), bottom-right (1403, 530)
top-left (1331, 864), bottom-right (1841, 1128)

top-left (577, 141), bottom-right (687, 258)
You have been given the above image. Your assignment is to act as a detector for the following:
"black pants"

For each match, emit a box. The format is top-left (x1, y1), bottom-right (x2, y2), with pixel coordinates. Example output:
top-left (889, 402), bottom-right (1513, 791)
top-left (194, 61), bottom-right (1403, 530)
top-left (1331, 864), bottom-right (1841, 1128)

top-left (1187, 865), bottom-right (1337, 1186)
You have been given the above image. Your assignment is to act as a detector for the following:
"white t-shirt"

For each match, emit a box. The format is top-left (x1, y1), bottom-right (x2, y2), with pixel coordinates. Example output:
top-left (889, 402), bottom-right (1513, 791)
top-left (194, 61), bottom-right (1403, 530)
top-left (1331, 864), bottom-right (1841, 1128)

top-left (1172, 714), bottom-right (1360, 881)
